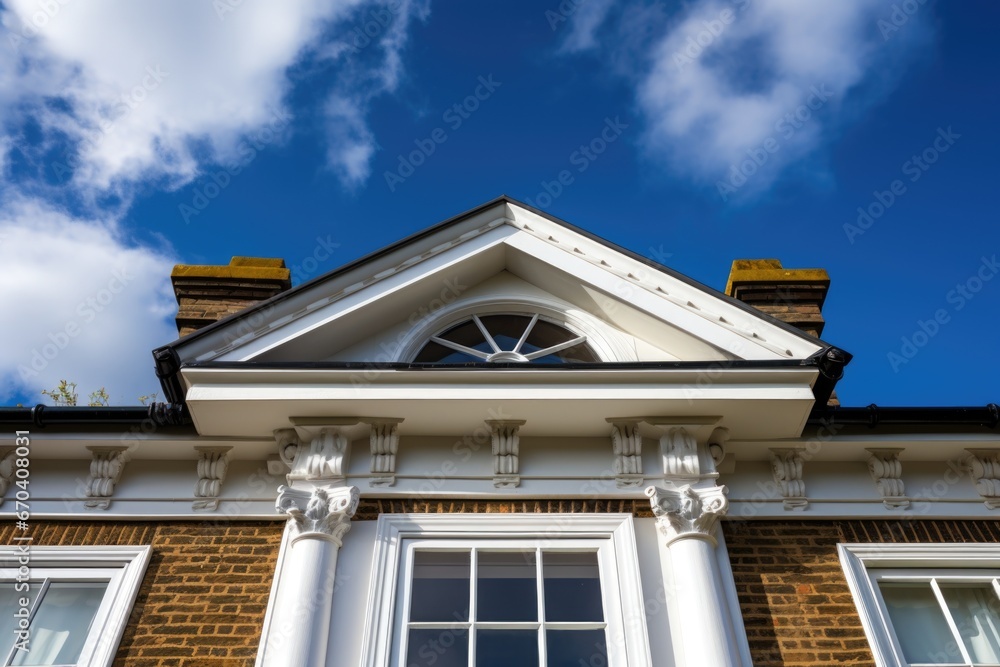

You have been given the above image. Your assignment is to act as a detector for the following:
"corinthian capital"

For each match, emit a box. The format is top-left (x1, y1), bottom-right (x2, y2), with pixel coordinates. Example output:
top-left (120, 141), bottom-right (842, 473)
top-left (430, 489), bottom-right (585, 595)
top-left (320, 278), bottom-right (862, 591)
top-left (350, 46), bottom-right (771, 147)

top-left (276, 485), bottom-right (359, 545)
top-left (645, 484), bottom-right (728, 546)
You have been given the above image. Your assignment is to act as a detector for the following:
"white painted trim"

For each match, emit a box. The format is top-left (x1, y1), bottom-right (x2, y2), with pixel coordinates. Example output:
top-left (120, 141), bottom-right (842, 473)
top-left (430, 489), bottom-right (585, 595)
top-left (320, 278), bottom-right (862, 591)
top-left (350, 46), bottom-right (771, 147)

top-left (0, 545), bottom-right (151, 667)
top-left (215, 223), bottom-right (516, 363)
top-left (502, 229), bottom-right (818, 361)
top-left (715, 529), bottom-right (754, 667)
top-left (360, 513), bottom-right (652, 667)
top-left (176, 204), bottom-right (514, 364)
top-left (838, 543), bottom-right (1000, 667)
top-left (255, 521), bottom-right (292, 667)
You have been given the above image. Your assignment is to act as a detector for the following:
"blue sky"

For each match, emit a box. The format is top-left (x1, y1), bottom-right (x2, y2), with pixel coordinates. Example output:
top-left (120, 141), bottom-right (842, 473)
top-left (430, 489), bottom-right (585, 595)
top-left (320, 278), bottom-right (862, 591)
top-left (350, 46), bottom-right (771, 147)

top-left (1, 0), bottom-right (997, 407)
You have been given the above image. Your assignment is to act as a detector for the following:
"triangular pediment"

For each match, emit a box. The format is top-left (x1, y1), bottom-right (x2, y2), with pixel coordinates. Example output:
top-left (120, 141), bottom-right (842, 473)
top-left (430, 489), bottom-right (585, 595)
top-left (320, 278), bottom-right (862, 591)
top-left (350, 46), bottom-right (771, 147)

top-left (159, 197), bottom-right (829, 371)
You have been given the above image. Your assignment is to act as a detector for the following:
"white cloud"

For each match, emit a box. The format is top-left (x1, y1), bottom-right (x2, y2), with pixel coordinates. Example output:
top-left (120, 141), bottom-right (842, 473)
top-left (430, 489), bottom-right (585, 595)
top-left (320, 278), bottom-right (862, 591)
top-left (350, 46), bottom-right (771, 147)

top-left (557, 0), bottom-right (615, 54)
top-left (0, 0), bottom-right (426, 193)
top-left (562, 0), bottom-right (930, 200)
top-left (0, 1), bottom-right (429, 404)
top-left (0, 196), bottom-right (178, 405)
top-left (319, 0), bottom-right (430, 186)
top-left (324, 92), bottom-right (379, 187)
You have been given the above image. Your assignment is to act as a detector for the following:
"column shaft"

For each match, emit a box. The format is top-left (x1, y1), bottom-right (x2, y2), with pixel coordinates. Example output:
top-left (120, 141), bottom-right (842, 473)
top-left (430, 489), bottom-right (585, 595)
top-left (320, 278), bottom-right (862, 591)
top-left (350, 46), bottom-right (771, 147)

top-left (667, 536), bottom-right (742, 666)
top-left (647, 483), bottom-right (744, 667)
top-left (262, 537), bottom-right (340, 667)
top-left (259, 485), bottom-right (358, 667)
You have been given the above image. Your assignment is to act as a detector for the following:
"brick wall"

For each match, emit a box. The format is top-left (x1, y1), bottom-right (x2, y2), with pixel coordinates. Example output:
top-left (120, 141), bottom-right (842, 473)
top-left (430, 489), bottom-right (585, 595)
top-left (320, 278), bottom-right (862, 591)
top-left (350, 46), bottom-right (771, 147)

top-left (1, 521), bottom-right (284, 667)
top-left (724, 519), bottom-right (1000, 666)
top-left (17, 514), bottom-right (991, 666)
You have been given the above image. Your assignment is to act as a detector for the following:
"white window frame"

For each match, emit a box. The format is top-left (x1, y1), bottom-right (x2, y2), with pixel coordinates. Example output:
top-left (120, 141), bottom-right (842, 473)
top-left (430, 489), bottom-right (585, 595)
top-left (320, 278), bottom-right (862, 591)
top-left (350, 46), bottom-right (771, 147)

top-left (0, 546), bottom-right (151, 667)
top-left (839, 543), bottom-right (1000, 667)
top-left (360, 514), bottom-right (652, 667)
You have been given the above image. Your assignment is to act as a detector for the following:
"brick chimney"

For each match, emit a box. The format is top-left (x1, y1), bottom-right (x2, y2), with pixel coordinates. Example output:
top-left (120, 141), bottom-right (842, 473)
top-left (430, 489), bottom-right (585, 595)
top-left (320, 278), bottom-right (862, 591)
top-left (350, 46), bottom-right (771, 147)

top-left (171, 257), bottom-right (291, 337)
top-left (726, 259), bottom-right (840, 405)
top-left (725, 259), bottom-right (830, 338)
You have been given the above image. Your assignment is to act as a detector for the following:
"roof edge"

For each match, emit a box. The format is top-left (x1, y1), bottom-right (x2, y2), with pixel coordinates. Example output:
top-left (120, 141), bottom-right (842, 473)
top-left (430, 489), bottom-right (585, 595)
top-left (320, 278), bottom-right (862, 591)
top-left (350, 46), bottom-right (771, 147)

top-left (808, 403), bottom-right (1000, 430)
top-left (179, 357), bottom-right (823, 372)
top-left (0, 403), bottom-right (193, 429)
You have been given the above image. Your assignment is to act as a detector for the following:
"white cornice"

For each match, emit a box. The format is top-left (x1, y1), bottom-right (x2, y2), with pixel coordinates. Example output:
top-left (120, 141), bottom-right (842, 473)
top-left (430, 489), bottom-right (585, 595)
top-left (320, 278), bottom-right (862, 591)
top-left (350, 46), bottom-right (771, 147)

top-left (180, 365), bottom-right (818, 439)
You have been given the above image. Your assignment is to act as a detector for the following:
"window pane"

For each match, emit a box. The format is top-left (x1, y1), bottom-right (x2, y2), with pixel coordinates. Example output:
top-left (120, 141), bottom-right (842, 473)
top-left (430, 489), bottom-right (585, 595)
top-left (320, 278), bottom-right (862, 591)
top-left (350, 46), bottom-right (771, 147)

top-left (0, 583), bottom-right (41, 660)
top-left (523, 319), bottom-right (575, 352)
top-left (532, 342), bottom-right (599, 364)
top-left (546, 629), bottom-right (608, 667)
top-left (940, 584), bottom-right (1000, 664)
top-left (405, 628), bottom-right (468, 667)
top-left (543, 552), bottom-right (604, 622)
top-left (413, 341), bottom-right (480, 364)
top-left (880, 583), bottom-right (963, 664)
top-left (478, 315), bottom-right (534, 352)
top-left (477, 552), bottom-right (537, 622)
top-left (12, 582), bottom-right (107, 666)
top-left (476, 630), bottom-right (539, 667)
top-left (438, 321), bottom-right (490, 352)
top-left (410, 552), bottom-right (470, 623)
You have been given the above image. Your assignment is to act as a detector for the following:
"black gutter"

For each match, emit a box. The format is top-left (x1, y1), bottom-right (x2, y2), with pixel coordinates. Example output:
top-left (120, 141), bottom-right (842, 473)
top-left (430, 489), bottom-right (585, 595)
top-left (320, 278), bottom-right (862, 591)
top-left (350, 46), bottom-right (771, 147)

top-left (0, 403), bottom-right (192, 429)
top-left (5, 388), bottom-right (996, 433)
top-left (153, 346), bottom-right (185, 404)
top-left (808, 404), bottom-right (1000, 429)
top-left (809, 347), bottom-right (852, 408)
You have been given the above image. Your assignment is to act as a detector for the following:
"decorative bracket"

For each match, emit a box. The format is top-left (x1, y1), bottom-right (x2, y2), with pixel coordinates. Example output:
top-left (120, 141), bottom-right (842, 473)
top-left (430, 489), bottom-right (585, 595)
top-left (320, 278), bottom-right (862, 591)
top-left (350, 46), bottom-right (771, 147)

top-left (637, 417), bottom-right (724, 482)
top-left (646, 484), bottom-right (729, 547)
top-left (274, 428), bottom-right (299, 473)
top-left (366, 419), bottom-right (403, 487)
top-left (867, 449), bottom-right (909, 509)
top-left (84, 446), bottom-right (130, 510)
top-left (964, 449), bottom-right (1000, 509)
top-left (288, 419), bottom-right (355, 482)
top-left (660, 427), bottom-right (701, 480)
top-left (487, 420), bottom-right (525, 488)
top-left (193, 446), bottom-right (232, 511)
top-left (608, 420), bottom-right (643, 488)
top-left (769, 448), bottom-right (808, 510)
top-left (276, 485), bottom-right (359, 545)
top-left (708, 427), bottom-right (732, 473)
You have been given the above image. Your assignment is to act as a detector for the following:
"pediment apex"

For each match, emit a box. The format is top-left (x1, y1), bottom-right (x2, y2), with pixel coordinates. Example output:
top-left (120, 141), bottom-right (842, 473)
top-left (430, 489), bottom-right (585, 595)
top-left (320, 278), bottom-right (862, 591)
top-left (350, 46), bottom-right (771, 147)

top-left (157, 196), bottom-right (835, 380)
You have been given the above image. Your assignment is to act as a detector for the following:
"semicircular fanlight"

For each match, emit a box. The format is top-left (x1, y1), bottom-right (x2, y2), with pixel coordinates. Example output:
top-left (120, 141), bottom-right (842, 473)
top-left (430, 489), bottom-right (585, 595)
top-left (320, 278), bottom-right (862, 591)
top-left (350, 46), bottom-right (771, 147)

top-left (413, 314), bottom-right (599, 364)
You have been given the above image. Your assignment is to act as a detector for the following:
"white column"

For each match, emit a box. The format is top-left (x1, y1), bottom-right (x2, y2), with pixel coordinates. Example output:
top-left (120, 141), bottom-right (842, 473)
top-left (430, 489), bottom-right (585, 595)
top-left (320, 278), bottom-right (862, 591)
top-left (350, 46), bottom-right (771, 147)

top-left (259, 485), bottom-right (359, 667)
top-left (646, 483), bottom-right (744, 667)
